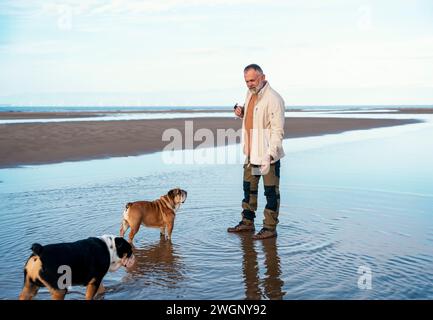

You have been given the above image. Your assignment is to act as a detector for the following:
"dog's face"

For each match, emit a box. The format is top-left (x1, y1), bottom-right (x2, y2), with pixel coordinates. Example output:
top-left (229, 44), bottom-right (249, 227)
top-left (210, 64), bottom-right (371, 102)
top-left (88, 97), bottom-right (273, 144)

top-left (114, 237), bottom-right (135, 269)
top-left (167, 188), bottom-right (187, 205)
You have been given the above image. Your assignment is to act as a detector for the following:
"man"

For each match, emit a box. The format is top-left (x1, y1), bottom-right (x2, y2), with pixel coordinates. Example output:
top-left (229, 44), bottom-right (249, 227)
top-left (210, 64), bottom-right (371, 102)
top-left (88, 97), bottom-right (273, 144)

top-left (228, 64), bottom-right (285, 240)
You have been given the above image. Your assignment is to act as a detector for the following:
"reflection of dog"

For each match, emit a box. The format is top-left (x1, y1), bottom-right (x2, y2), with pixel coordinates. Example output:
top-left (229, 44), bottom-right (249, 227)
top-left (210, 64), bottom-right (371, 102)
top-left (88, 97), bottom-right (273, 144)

top-left (127, 239), bottom-right (181, 276)
top-left (19, 235), bottom-right (134, 300)
top-left (122, 239), bottom-right (184, 293)
top-left (120, 188), bottom-right (188, 244)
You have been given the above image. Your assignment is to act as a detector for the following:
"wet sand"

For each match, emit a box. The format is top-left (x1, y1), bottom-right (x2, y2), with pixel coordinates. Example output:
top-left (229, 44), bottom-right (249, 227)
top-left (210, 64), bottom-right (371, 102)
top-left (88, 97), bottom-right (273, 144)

top-left (0, 116), bottom-right (420, 168)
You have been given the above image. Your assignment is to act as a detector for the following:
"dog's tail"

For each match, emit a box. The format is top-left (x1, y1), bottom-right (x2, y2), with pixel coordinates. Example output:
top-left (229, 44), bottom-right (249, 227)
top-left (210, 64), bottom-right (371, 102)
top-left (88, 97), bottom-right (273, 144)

top-left (31, 243), bottom-right (43, 256)
top-left (120, 203), bottom-right (132, 237)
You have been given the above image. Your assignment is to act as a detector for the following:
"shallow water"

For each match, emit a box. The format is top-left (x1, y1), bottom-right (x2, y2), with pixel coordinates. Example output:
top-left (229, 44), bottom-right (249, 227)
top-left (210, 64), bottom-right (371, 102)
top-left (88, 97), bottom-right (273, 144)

top-left (0, 112), bottom-right (235, 124)
top-left (0, 108), bottom-right (423, 124)
top-left (0, 114), bottom-right (432, 300)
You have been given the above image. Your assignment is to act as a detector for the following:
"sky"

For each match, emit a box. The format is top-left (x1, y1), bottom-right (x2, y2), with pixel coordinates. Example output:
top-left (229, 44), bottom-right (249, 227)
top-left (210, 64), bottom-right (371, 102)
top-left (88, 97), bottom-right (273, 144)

top-left (0, 0), bottom-right (432, 106)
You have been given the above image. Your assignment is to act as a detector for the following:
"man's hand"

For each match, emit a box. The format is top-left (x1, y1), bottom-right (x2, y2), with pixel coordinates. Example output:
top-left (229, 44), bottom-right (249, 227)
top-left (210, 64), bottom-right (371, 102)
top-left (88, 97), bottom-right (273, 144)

top-left (260, 154), bottom-right (272, 175)
top-left (234, 105), bottom-right (244, 118)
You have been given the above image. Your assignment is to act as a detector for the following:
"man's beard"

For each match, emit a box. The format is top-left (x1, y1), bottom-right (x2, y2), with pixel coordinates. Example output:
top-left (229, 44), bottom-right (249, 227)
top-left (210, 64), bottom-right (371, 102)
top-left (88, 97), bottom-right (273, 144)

top-left (249, 87), bottom-right (259, 94)
top-left (249, 81), bottom-right (266, 94)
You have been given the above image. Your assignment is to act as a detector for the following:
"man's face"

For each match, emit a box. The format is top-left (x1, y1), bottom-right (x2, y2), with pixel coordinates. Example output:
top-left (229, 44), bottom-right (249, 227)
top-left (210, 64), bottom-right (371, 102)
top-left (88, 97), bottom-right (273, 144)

top-left (244, 69), bottom-right (265, 93)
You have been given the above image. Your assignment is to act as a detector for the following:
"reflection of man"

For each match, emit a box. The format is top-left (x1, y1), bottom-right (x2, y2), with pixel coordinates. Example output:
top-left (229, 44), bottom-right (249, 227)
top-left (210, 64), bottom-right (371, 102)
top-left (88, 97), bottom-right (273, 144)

top-left (261, 238), bottom-right (285, 299)
top-left (228, 64), bottom-right (285, 240)
top-left (239, 234), bottom-right (284, 299)
top-left (239, 234), bottom-right (261, 300)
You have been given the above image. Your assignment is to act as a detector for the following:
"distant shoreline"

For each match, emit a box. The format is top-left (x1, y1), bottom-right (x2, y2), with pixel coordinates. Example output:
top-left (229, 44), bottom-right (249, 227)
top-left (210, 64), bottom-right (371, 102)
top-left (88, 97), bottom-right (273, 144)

top-left (0, 116), bottom-right (421, 169)
top-left (0, 109), bottom-right (232, 120)
top-left (0, 107), bottom-right (432, 120)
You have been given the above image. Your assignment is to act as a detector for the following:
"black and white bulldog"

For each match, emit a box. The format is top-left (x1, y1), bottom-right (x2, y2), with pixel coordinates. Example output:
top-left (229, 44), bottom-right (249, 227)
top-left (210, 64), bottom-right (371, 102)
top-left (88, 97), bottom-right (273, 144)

top-left (19, 235), bottom-right (135, 300)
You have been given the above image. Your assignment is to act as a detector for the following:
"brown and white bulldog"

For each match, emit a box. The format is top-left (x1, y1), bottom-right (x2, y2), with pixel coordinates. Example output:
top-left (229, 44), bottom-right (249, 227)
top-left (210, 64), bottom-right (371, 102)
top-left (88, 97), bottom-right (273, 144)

top-left (120, 188), bottom-right (187, 244)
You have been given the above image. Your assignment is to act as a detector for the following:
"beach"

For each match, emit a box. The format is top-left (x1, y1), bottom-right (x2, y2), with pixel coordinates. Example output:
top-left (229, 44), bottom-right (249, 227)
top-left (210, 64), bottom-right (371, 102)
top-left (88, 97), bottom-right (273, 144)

top-left (2, 0), bottom-right (433, 302)
top-left (0, 114), bottom-right (420, 168)
top-left (0, 108), bottom-right (432, 300)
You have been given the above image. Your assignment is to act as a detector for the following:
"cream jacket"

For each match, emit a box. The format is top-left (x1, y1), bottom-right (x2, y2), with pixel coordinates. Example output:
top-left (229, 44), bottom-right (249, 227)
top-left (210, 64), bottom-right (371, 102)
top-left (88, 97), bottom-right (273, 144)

top-left (242, 81), bottom-right (286, 165)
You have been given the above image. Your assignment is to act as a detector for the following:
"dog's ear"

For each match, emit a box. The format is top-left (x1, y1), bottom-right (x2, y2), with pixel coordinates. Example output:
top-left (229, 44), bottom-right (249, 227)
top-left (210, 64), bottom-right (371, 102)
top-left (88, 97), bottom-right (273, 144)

top-left (114, 237), bottom-right (133, 258)
top-left (168, 189), bottom-right (175, 198)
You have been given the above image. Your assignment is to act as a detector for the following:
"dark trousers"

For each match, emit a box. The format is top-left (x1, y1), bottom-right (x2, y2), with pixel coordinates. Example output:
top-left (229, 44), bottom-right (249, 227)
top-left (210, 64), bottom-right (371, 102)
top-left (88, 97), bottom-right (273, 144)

top-left (242, 159), bottom-right (280, 230)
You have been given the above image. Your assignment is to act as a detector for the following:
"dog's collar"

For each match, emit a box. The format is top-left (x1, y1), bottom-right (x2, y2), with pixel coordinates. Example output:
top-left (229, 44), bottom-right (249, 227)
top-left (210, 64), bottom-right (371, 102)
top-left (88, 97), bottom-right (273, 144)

top-left (99, 235), bottom-right (120, 271)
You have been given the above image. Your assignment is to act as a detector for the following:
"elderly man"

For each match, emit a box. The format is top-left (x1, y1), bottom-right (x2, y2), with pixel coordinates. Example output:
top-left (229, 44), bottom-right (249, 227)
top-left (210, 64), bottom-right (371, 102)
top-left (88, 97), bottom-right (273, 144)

top-left (228, 64), bottom-right (285, 240)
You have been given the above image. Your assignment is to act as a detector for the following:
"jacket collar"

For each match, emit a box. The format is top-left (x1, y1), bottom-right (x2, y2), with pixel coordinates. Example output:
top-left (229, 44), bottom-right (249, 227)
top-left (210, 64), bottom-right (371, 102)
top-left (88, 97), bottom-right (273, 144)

top-left (257, 80), bottom-right (269, 98)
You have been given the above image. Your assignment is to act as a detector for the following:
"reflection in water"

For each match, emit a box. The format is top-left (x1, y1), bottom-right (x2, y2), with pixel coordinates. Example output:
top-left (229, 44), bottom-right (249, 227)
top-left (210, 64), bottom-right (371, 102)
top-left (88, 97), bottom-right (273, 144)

top-left (262, 238), bottom-right (285, 299)
top-left (240, 234), bottom-right (260, 299)
top-left (126, 238), bottom-right (184, 288)
top-left (239, 234), bottom-right (285, 300)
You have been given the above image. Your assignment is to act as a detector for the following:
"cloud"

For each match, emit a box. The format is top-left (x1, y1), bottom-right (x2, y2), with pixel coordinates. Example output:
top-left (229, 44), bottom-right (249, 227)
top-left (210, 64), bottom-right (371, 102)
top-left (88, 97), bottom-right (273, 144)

top-left (3, 0), bottom-right (416, 19)
top-left (1, 0), bottom-right (432, 105)
top-left (265, 36), bottom-right (433, 90)
top-left (1, 0), bottom-right (267, 17)
top-left (0, 40), bottom-right (83, 55)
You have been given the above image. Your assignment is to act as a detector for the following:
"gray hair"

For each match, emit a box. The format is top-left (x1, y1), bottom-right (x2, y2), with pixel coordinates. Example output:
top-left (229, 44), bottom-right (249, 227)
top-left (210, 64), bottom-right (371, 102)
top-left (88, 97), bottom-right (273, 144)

top-left (244, 64), bottom-right (263, 74)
